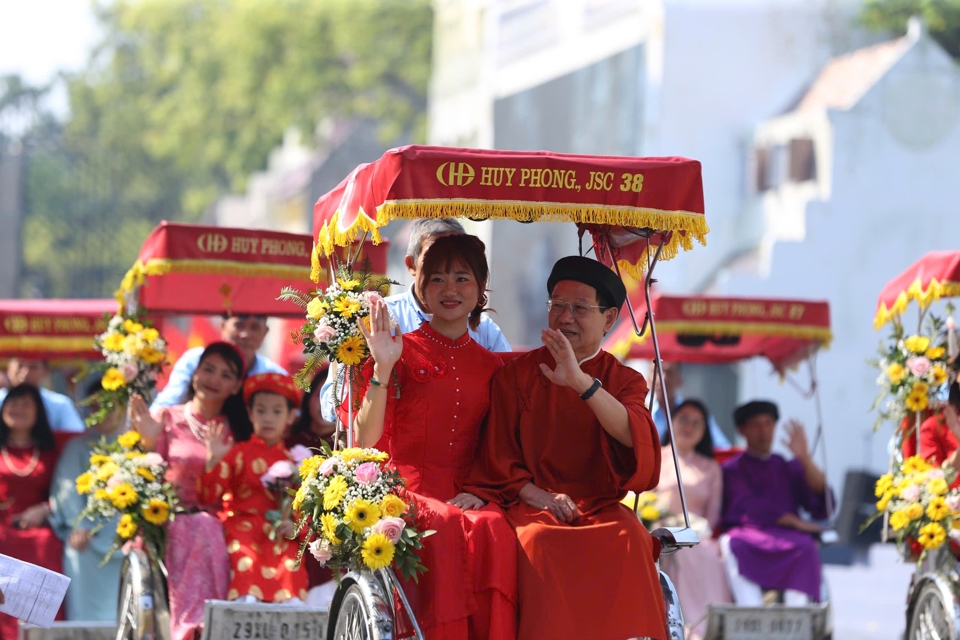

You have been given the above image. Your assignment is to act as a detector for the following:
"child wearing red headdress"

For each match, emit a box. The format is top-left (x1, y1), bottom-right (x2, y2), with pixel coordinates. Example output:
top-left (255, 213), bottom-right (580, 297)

top-left (200, 373), bottom-right (308, 603)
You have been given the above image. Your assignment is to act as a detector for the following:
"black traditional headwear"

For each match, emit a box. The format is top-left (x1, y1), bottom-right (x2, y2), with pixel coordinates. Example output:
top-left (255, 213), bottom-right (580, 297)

top-left (547, 256), bottom-right (627, 309)
top-left (733, 400), bottom-right (780, 428)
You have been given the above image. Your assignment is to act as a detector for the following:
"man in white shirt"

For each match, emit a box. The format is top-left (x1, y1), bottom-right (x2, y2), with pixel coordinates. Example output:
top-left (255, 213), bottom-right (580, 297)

top-left (319, 218), bottom-right (511, 421)
top-left (0, 358), bottom-right (85, 432)
top-left (649, 360), bottom-right (731, 447)
top-left (150, 314), bottom-right (287, 414)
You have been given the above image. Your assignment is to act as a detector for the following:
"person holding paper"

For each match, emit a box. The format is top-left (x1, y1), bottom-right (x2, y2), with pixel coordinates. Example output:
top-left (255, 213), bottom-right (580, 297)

top-left (0, 384), bottom-right (65, 638)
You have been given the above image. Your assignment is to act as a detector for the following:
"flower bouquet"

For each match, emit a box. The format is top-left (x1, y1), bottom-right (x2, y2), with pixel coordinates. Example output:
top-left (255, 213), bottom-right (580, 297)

top-left (75, 431), bottom-right (179, 564)
top-left (260, 446), bottom-right (311, 543)
top-left (622, 491), bottom-right (671, 531)
top-left (293, 443), bottom-right (432, 582)
top-left (279, 258), bottom-right (395, 390)
top-left (870, 456), bottom-right (960, 563)
top-left (85, 313), bottom-right (168, 426)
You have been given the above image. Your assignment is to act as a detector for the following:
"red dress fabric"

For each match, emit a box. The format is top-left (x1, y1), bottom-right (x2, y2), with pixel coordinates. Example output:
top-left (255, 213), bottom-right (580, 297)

top-left (343, 323), bottom-right (517, 640)
top-left (919, 412), bottom-right (960, 488)
top-left (200, 436), bottom-right (308, 602)
top-left (463, 348), bottom-right (667, 640)
top-left (0, 446), bottom-right (64, 640)
top-left (286, 430), bottom-right (334, 590)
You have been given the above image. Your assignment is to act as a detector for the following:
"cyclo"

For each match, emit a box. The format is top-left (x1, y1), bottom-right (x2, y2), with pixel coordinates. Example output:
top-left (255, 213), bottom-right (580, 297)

top-left (308, 145), bottom-right (709, 640)
top-left (604, 289), bottom-right (836, 640)
top-left (875, 250), bottom-right (960, 640)
top-left (110, 221), bottom-right (388, 640)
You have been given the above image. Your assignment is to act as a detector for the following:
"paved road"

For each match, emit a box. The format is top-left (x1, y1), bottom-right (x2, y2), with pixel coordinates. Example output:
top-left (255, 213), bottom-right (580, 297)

top-left (824, 543), bottom-right (915, 640)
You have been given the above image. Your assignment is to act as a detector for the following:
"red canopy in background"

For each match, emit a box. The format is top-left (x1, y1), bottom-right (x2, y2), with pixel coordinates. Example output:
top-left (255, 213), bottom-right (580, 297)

top-left (874, 250), bottom-right (960, 328)
top-left (0, 299), bottom-right (115, 360)
top-left (313, 145), bottom-right (707, 279)
top-left (604, 290), bottom-right (832, 373)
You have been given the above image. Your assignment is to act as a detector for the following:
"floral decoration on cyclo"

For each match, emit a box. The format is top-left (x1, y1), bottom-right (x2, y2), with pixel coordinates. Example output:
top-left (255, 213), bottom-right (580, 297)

top-left (84, 313), bottom-right (168, 426)
top-left (279, 255), bottom-right (396, 391)
top-left (261, 446), bottom-right (311, 546)
top-left (74, 431), bottom-right (179, 565)
top-left (293, 443), bottom-right (433, 582)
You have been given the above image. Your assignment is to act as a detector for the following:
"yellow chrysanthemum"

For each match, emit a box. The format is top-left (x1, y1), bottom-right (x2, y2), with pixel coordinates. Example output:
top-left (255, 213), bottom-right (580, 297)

top-left (124, 320), bottom-right (144, 334)
top-left (140, 346), bottom-right (164, 365)
top-left (927, 346), bottom-right (947, 360)
top-left (333, 297), bottom-right (362, 319)
top-left (890, 509), bottom-right (912, 531)
top-left (381, 494), bottom-right (408, 518)
top-left (886, 363), bottom-right (906, 385)
top-left (323, 475), bottom-right (348, 510)
top-left (90, 454), bottom-right (111, 467)
top-left (292, 487), bottom-right (307, 512)
top-left (109, 483), bottom-right (139, 509)
top-left (337, 277), bottom-right (361, 291)
top-left (927, 497), bottom-right (950, 521)
top-left (913, 381), bottom-right (930, 396)
top-left (116, 514), bottom-right (138, 539)
top-left (876, 491), bottom-right (894, 512)
top-left (361, 533), bottom-right (396, 570)
top-left (905, 335), bottom-right (931, 354)
top-left (142, 499), bottom-right (170, 525)
top-left (140, 328), bottom-right (160, 343)
top-left (299, 456), bottom-right (323, 481)
top-left (320, 513), bottom-right (340, 544)
top-left (929, 477), bottom-right (949, 496)
top-left (122, 334), bottom-right (144, 356)
top-left (338, 448), bottom-right (365, 465)
top-left (875, 474), bottom-right (894, 497)
top-left (76, 472), bottom-right (95, 495)
top-left (136, 467), bottom-right (155, 482)
top-left (906, 392), bottom-right (929, 412)
top-left (344, 499), bottom-right (382, 534)
top-left (906, 502), bottom-right (925, 520)
top-left (101, 368), bottom-right (126, 391)
top-left (96, 462), bottom-right (119, 482)
top-left (94, 488), bottom-right (110, 501)
top-left (903, 456), bottom-right (932, 475)
top-left (640, 505), bottom-right (661, 522)
top-left (638, 491), bottom-right (658, 505)
top-left (307, 297), bottom-right (327, 320)
top-left (335, 336), bottom-right (367, 366)
top-left (918, 522), bottom-right (947, 550)
top-left (933, 366), bottom-right (948, 386)
top-left (363, 450), bottom-right (390, 463)
top-left (102, 333), bottom-right (125, 352)
top-left (118, 431), bottom-right (141, 449)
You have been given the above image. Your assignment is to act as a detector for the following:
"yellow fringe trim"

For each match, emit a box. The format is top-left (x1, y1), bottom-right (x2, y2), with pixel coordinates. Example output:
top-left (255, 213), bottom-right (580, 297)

top-left (874, 278), bottom-right (960, 329)
top-left (316, 200), bottom-right (709, 275)
top-left (0, 336), bottom-right (97, 353)
top-left (607, 321), bottom-right (833, 360)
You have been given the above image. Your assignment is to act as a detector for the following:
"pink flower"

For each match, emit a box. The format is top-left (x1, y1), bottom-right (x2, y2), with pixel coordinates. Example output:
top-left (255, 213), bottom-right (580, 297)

top-left (313, 325), bottom-right (336, 344)
top-left (107, 475), bottom-right (124, 489)
top-left (260, 470), bottom-right (276, 488)
top-left (143, 452), bottom-right (164, 467)
top-left (289, 445), bottom-right (312, 464)
top-left (947, 495), bottom-right (960, 512)
top-left (121, 363), bottom-right (140, 383)
top-left (929, 469), bottom-right (946, 480)
top-left (362, 291), bottom-right (381, 305)
top-left (371, 517), bottom-right (405, 544)
top-left (309, 539), bottom-right (332, 566)
top-left (353, 462), bottom-right (380, 485)
top-left (319, 457), bottom-right (339, 476)
top-left (268, 460), bottom-right (296, 479)
top-left (907, 356), bottom-right (932, 376)
top-left (901, 484), bottom-right (921, 501)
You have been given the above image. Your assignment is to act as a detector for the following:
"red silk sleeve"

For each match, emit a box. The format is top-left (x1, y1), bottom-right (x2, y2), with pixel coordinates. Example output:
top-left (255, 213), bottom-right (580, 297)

top-left (600, 366), bottom-right (661, 494)
top-left (198, 448), bottom-right (237, 506)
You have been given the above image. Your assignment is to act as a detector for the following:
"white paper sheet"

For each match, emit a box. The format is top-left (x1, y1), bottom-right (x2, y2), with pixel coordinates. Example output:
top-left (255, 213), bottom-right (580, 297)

top-left (0, 553), bottom-right (71, 628)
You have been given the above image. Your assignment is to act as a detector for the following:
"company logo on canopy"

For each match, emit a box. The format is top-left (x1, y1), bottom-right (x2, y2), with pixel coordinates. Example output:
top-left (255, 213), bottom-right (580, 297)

top-left (313, 145), bottom-right (708, 279)
top-left (0, 299), bottom-right (116, 359)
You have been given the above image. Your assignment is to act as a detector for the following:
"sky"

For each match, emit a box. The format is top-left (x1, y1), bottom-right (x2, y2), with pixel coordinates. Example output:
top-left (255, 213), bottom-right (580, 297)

top-left (0, 0), bottom-right (100, 112)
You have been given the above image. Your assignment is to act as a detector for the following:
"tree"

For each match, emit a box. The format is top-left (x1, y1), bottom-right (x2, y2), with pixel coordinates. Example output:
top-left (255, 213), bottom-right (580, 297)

top-left (861, 0), bottom-right (960, 59)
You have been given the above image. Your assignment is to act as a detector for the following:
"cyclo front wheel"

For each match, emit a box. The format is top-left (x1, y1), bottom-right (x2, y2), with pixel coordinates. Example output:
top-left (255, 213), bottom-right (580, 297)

top-left (332, 584), bottom-right (376, 640)
top-left (116, 549), bottom-right (169, 640)
top-left (907, 581), bottom-right (957, 640)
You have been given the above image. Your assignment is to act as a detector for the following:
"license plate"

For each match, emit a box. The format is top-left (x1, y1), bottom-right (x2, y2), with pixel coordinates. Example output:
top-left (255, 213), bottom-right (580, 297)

top-left (202, 603), bottom-right (328, 640)
top-left (724, 609), bottom-right (813, 640)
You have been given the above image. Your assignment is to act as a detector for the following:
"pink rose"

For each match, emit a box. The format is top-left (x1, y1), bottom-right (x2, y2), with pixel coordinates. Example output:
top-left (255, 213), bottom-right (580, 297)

top-left (353, 462), bottom-right (380, 485)
top-left (260, 470), bottom-right (276, 488)
top-left (143, 452), bottom-right (164, 467)
top-left (928, 469), bottom-right (946, 480)
top-left (309, 539), bottom-right (332, 566)
top-left (901, 484), bottom-right (921, 501)
top-left (319, 457), bottom-right (339, 477)
top-left (907, 356), bottom-right (932, 376)
top-left (947, 495), bottom-right (960, 512)
top-left (313, 325), bottom-right (336, 344)
top-left (371, 517), bottom-right (405, 544)
top-left (121, 363), bottom-right (140, 383)
top-left (362, 291), bottom-right (381, 304)
top-left (289, 445), bottom-right (312, 464)
top-left (268, 460), bottom-right (296, 479)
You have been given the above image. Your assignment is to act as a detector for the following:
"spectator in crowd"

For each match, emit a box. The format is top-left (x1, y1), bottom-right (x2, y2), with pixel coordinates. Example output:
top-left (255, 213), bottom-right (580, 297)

top-left (0, 359), bottom-right (85, 432)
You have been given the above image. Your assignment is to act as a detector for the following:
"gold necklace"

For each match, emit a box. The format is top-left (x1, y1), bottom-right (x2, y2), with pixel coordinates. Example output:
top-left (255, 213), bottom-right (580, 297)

top-left (2, 446), bottom-right (40, 478)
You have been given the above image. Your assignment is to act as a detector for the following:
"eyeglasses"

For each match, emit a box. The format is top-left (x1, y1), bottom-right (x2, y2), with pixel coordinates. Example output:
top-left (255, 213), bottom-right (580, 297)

top-left (546, 299), bottom-right (608, 318)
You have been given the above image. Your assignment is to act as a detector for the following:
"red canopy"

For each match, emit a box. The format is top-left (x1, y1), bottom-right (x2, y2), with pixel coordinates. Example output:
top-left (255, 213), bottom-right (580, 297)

top-left (874, 251), bottom-right (960, 328)
top-left (0, 299), bottom-right (115, 359)
top-left (117, 222), bottom-right (390, 317)
top-left (313, 145), bottom-right (707, 279)
top-left (604, 291), bottom-right (832, 373)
